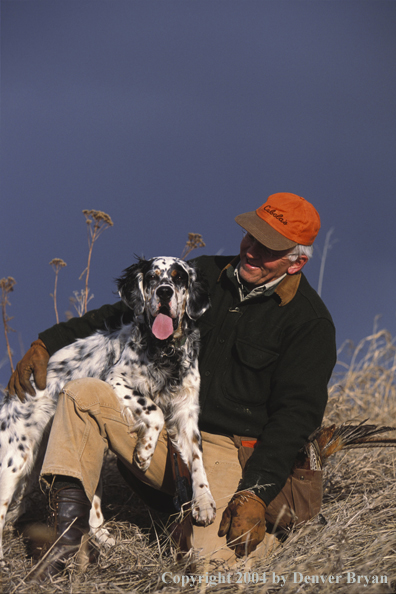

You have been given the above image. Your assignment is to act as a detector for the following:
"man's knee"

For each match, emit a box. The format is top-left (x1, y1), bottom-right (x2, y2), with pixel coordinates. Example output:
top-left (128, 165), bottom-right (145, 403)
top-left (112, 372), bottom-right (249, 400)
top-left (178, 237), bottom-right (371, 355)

top-left (61, 377), bottom-right (118, 412)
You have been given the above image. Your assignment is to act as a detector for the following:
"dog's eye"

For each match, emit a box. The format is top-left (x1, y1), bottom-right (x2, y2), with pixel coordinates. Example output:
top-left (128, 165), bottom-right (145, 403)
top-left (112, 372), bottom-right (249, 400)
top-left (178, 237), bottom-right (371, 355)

top-left (171, 269), bottom-right (185, 283)
top-left (145, 272), bottom-right (157, 283)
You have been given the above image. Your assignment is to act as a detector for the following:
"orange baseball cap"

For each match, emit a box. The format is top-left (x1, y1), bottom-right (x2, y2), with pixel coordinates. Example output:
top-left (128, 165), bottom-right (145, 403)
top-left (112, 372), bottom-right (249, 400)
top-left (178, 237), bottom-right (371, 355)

top-left (235, 192), bottom-right (321, 250)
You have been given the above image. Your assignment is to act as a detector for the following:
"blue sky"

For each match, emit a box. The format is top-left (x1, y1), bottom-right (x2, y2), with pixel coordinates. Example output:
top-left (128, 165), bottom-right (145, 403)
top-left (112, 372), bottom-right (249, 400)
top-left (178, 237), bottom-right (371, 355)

top-left (1, 1), bottom-right (396, 388)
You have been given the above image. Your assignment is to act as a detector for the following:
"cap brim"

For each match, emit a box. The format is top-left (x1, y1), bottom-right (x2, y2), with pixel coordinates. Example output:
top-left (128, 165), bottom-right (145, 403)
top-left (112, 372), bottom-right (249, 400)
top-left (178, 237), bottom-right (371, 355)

top-left (235, 211), bottom-right (297, 250)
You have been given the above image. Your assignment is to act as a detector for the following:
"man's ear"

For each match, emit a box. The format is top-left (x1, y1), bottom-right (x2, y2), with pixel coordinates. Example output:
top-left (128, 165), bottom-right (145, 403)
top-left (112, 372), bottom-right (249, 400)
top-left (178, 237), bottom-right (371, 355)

top-left (287, 255), bottom-right (308, 275)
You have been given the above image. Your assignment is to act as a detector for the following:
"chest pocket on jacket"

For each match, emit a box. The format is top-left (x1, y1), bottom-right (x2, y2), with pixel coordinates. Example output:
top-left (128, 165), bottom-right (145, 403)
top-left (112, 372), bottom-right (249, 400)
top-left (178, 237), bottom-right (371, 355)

top-left (235, 339), bottom-right (279, 368)
top-left (223, 339), bottom-right (279, 406)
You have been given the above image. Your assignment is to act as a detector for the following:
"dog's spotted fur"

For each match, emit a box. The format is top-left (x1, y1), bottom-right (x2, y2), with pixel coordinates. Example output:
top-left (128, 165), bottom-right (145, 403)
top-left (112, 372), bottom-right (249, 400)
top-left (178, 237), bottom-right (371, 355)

top-left (0, 257), bottom-right (216, 559)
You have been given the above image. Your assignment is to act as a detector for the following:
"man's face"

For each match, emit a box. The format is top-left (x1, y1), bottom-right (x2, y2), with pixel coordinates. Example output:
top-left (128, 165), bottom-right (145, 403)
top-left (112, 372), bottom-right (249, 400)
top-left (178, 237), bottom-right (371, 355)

top-left (239, 232), bottom-right (305, 288)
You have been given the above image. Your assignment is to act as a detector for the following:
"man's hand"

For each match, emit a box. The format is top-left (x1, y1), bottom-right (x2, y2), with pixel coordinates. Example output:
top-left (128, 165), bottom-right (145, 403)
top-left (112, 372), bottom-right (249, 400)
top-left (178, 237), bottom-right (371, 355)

top-left (218, 491), bottom-right (266, 557)
top-left (7, 339), bottom-right (50, 402)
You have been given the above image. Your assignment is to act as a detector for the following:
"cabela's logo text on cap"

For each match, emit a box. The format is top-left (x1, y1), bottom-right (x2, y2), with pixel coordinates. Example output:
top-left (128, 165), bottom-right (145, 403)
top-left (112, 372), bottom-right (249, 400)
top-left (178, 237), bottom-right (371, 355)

top-left (262, 205), bottom-right (288, 226)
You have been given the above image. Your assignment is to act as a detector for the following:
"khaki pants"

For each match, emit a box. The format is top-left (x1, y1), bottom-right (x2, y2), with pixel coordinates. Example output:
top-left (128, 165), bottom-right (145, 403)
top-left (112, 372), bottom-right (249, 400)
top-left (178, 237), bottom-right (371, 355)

top-left (41, 378), bottom-right (317, 565)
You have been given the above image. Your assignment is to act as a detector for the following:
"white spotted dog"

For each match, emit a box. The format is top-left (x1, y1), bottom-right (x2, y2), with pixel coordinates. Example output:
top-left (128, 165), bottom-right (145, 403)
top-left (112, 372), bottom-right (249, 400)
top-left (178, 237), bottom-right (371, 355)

top-left (0, 257), bottom-right (216, 560)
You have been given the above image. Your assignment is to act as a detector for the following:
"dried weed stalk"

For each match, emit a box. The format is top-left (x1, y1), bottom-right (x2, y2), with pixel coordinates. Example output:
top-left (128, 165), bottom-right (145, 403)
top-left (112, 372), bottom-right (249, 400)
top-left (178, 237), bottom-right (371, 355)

top-left (316, 227), bottom-right (338, 297)
top-left (180, 233), bottom-right (206, 260)
top-left (67, 289), bottom-right (95, 319)
top-left (0, 277), bottom-right (16, 373)
top-left (49, 258), bottom-right (67, 324)
top-left (79, 210), bottom-right (113, 315)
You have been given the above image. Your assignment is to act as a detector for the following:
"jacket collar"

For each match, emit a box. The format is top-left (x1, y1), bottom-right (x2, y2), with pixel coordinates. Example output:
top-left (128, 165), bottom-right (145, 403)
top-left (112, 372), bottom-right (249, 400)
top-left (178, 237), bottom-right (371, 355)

top-left (274, 273), bottom-right (301, 306)
top-left (217, 256), bottom-right (301, 306)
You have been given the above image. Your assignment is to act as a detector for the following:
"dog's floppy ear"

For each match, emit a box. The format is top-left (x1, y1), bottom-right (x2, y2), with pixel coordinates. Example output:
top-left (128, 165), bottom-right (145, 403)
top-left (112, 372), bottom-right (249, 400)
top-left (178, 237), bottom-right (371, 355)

top-left (116, 258), bottom-right (148, 315)
top-left (185, 266), bottom-right (210, 320)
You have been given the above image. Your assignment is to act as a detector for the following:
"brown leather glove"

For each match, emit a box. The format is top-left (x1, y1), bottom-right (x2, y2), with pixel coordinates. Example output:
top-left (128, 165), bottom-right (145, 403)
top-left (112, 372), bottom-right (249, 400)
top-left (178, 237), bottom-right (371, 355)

top-left (218, 490), bottom-right (266, 557)
top-left (7, 339), bottom-right (50, 402)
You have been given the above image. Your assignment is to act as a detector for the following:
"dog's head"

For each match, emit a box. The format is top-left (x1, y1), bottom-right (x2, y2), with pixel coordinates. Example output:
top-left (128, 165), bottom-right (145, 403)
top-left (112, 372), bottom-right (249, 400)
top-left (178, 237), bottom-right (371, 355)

top-left (117, 257), bottom-right (210, 340)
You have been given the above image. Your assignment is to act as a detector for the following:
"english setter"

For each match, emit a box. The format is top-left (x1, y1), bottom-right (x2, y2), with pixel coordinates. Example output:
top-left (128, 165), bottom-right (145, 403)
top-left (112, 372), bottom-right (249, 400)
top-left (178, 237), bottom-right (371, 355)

top-left (0, 257), bottom-right (216, 559)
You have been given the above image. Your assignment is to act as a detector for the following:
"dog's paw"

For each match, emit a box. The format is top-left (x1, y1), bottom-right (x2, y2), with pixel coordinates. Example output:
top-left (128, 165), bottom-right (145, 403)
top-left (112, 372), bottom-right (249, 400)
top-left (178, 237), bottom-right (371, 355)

top-left (133, 448), bottom-right (153, 472)
top-left (191, 492), bottom-right (216, 527)
top-left (90, 526), bottom-right (116, 549)
top-left (132, 434), bottom-right (156, 472)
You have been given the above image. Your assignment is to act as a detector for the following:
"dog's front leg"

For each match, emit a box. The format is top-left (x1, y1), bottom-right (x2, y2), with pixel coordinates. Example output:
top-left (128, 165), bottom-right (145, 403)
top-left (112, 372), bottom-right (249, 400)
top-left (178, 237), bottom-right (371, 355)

top-left (167, 392), bottom-right (216, 527)
top-left (106, 369), bottom-right (165, 472)
top-left (128, 395), bottom-right (164, 472)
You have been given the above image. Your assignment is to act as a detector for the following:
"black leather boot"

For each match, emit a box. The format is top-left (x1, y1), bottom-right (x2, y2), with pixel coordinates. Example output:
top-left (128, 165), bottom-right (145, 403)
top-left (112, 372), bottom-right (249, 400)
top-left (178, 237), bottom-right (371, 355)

top-left (29, 485), bottom-right (92, 581)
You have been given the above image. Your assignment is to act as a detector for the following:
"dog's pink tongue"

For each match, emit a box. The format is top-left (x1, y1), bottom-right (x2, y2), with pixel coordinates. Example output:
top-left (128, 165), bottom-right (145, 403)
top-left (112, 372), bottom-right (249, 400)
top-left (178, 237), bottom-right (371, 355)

top-left (152, 313), bottom-right (174, 340)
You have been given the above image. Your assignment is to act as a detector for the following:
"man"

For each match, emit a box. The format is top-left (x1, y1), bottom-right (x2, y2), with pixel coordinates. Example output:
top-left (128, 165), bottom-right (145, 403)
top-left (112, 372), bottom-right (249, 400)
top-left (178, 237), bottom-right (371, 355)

top-left (8, 192), bottom-right (336, 572)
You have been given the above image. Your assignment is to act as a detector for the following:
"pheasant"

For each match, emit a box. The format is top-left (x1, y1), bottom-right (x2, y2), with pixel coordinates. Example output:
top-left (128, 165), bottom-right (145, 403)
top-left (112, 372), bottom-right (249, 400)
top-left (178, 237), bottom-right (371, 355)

top-left (294, 420), bottom-right (396, 471)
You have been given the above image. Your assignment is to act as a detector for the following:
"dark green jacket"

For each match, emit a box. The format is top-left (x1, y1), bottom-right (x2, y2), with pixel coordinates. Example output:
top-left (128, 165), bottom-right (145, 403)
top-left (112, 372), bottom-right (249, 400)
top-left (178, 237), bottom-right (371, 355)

top-left (40, 254), bottom-right (336, 505)
top-left (191, 255), bottom-right (336, 504)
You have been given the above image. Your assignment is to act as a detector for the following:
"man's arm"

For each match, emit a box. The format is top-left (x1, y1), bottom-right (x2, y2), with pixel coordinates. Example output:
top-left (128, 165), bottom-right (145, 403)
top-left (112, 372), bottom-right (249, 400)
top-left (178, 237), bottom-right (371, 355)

top-left (238, 317), bottom-right (336, 503)
top-left (39, 301), bottom-right (130, 356)
top-left (218, 316), bottom-right (336, 555)
top-left (7, 301), bottom-right (129, 401)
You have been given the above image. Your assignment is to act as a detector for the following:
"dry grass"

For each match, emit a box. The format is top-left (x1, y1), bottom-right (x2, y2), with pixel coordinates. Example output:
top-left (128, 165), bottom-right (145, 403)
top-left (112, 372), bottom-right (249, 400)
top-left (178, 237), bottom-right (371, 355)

top-left (49, 259), bottom-right (67, 325)
top-left (0, 277), bottom-right (17, 374)
top-left (79, 210), bottom-right (114, 316)
top-left (180, 234), bottom-right (206, 261)
top-left (1, 328), bottom-right (396, 593)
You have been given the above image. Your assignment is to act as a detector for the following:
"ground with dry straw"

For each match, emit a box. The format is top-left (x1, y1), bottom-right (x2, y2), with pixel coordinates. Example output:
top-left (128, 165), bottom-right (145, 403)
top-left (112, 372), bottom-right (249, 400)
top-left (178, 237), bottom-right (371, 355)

top-left (1, 328), bottom-right (396, 593)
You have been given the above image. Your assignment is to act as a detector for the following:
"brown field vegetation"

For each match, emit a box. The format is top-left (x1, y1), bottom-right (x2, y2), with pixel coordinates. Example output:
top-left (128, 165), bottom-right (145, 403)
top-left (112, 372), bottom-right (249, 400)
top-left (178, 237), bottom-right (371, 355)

top-left (0, 327), bottom-right (395, 593)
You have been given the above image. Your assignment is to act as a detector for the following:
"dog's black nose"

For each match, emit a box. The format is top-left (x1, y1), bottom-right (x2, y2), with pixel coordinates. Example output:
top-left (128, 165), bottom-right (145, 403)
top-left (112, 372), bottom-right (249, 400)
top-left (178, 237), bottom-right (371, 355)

top-left (156, 285), bottom-right (173, 302)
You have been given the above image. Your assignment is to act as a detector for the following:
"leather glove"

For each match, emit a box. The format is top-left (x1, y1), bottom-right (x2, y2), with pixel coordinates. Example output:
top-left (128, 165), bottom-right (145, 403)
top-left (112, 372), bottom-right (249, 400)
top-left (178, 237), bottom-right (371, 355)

top-left (7, 339), bottom-right (50, 402)
top-left (218, 490), bottom-right (266, 557)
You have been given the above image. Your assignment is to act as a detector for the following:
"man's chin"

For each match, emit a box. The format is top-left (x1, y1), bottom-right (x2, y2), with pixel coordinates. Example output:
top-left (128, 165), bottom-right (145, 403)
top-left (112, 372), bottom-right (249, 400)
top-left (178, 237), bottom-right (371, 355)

top-left (239, 265), bottom-right (275, 289)
top-left (239, 264), bottom-right (260, 285)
